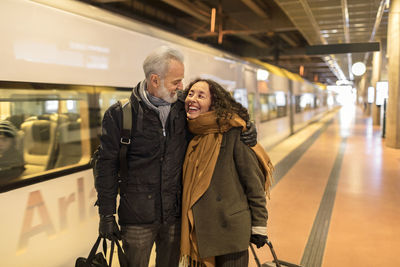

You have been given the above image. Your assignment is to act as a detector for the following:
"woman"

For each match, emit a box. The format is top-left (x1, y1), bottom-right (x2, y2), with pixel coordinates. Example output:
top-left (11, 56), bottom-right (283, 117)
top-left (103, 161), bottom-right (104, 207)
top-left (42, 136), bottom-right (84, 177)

top-left (180, 79), bottom-right (273, 267)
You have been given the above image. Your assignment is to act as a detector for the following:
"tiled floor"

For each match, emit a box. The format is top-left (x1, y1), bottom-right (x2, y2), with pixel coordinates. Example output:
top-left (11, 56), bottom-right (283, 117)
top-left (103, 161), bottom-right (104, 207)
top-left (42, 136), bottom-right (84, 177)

top-left (249, 105), bottom-right (400, 267)
top-left (111, 105), bottom-right (399, 267)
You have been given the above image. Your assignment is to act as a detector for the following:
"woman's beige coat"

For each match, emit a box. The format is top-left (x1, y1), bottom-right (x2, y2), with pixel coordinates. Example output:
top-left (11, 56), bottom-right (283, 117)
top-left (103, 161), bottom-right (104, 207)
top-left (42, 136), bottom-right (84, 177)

top-left (192, 127), bottom-right (268, 258)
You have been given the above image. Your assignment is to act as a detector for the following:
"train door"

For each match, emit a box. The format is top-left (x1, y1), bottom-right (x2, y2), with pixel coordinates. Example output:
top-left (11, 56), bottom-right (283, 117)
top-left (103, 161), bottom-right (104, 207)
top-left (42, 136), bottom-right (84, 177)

top-left (243, 67), bottom-right (258, 122)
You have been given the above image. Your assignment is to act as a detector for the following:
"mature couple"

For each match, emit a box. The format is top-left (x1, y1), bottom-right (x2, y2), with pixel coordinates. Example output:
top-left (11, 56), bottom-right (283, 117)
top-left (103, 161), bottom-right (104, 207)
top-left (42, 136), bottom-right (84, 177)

top-left (95, 46), bottom-right (273, 267)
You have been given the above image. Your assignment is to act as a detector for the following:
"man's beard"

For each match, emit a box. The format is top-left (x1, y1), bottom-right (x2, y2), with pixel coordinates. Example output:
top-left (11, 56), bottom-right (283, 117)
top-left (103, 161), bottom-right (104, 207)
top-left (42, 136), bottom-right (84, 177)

top-left (158, 80), bottom-right (178, 103)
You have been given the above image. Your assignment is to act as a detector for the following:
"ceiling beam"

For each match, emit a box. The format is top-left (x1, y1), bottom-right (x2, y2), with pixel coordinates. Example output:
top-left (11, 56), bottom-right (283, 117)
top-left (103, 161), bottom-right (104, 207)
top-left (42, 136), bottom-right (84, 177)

top-left (189, 30), bottom-right (269, 48)
top-left (277, 61), bottom-right (328, 67)
top-left (306, 42), bottom-right (380, 55)
top-left (278, 33), bottom-right (298, 47)
top-left (238, 42), bottom-right (380, 58)
top-left (341, 0), bottom-right (354, 80)
top-left (161, 0), bottom-right (210, 23)
top-left (302, 68), bottom-right (333, 73)
top-left (239, 46), bottom-right (306, 57)
top-left (241, 0), bottom-right (269, 18)
top-left (235, 35), bottom-right (269, 48)
top-left (190, 29), bottom-right (276, 38)
top-left (363, 0), bottom-right (389, 63)
top-left (91, 0), bottom-right (124, 3)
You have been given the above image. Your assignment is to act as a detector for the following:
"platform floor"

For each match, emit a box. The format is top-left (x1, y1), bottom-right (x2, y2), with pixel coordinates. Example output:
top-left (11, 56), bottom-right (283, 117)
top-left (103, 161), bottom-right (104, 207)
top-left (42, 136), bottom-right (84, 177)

top-left (114, 105), bottom-right (399, 267)
top-left (249, 105), bottom-right (400, 267)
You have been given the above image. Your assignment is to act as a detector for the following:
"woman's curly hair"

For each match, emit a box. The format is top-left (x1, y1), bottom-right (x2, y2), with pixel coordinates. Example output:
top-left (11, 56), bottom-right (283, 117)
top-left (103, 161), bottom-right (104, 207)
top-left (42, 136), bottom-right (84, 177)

top-left (184, 78), bottom-right (249, 125)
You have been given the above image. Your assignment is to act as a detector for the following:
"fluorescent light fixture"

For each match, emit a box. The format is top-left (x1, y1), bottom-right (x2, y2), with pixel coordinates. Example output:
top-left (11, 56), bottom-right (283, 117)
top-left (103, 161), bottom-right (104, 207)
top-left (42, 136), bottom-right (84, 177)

top-left (257, 69), bottom-right (269, 81)
top-left (351, 62), bottom-right (366, 76)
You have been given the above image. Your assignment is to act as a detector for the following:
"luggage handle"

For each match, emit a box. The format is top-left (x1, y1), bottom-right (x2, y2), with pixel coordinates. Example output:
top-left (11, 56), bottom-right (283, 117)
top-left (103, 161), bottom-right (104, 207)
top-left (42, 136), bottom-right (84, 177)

top-left (250, 239), bottom-right (282, 267)
top-left (87, 235), bottom-right (128, 267)
top-left (250, 244), bottom-right (262, 267)
top-left (266, 240), bottom-right (281, 267)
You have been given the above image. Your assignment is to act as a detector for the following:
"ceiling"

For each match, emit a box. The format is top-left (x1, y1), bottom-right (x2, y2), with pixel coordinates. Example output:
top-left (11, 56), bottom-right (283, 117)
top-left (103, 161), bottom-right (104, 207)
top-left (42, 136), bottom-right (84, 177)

top-left (79, 0), bottom-right (389, 85)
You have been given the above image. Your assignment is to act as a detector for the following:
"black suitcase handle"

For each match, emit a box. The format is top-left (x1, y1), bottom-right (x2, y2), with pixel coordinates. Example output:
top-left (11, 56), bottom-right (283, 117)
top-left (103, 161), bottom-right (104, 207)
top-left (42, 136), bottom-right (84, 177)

top-left (250, 239), bottom-right (303, 267)
top-left (250, 241), bottom-right (281, 267)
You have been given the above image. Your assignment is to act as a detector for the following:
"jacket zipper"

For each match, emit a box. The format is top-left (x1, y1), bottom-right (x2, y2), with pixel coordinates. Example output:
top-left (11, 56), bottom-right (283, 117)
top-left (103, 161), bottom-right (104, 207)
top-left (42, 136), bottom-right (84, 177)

top-left (159, 117), bottom-right (167, 223)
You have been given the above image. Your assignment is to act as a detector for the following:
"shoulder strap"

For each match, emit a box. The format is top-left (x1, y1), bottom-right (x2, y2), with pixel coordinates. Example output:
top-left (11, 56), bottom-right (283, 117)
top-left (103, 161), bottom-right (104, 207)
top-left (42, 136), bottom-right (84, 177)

top-left (118, 98), bottom-right (132, 180)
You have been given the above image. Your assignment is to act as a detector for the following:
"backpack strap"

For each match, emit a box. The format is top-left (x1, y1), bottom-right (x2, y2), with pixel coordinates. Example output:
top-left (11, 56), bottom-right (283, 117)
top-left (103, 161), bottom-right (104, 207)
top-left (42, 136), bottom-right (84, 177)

top-left (131, 86), bottom-right (143, 133)
top-left (118, 98), bottom-right (132, 181)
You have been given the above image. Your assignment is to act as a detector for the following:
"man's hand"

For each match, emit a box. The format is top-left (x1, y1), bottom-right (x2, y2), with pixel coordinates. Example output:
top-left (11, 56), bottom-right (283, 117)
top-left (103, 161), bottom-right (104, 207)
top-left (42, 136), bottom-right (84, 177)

top-left (241, 121), bottom-right (257, 147)
top-left (99, 214), bottom-right (121, 240)
top-left (250, 234), bottom-right (268, 248)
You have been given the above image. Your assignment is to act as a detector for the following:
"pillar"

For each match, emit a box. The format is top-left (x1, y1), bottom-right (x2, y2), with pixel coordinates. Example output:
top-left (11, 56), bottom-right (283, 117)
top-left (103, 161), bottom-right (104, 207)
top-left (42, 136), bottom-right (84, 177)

top-left (386, 0), bottom-right (400, 148)
top-left (358, 74), bottom-right (367, 113)
top-left (371, 50), bottom-right (382, 125)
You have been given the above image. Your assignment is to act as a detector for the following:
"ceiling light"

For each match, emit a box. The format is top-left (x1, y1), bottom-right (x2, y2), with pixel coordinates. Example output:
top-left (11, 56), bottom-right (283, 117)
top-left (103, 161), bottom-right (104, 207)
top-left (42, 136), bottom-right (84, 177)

top-left (351, 62), bottom-right (366, 76)
top-left (257, 69), bottom-right (269, 81)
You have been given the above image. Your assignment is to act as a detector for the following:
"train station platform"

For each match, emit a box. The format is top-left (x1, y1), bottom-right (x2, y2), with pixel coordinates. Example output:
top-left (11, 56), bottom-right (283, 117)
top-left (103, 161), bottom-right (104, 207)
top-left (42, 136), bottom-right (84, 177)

top-left (248, 104), bottom-right (400, 267)
top-left (62, 103), bottom-right (399, 267)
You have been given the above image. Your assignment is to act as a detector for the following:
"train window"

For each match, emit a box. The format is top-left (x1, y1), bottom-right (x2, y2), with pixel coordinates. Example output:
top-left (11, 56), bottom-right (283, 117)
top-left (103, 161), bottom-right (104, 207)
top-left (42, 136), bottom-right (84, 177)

top-left (268, 94), bottom-right (278, 120)
top-left (300, 93), bottom-right (314, 111)
top-left (276, 92), bottom-right (287, 118)
top-left (314, 96), bottom-right (320, 109)
top-left (0, 83), bottom-right (93, 189)
top-left (247, 93), bottom-right (255, 121)
top-left (295, 95), bottom-right (302, 113)
top-left (233, 88), bottom-right (248, 109)
top-left (259, 94), bottom-right (269, 122)
top-left (98, 90), bottom-right (131, 118)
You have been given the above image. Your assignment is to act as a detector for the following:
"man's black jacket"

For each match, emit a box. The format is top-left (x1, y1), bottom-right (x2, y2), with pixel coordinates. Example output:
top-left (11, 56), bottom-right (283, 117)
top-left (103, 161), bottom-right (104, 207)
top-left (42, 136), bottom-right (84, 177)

top-left (95, 82), bottom-right (189, 225)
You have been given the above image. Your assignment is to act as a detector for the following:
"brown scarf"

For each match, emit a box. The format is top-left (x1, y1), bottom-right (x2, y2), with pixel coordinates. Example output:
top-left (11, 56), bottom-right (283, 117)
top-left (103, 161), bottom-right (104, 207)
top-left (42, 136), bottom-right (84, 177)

top-left (180, 111), bottom-right (274, 267)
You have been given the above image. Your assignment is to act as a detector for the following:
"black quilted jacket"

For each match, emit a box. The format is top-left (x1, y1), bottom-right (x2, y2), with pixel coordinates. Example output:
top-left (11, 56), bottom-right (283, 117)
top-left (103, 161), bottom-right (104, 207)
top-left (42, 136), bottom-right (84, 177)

top-left (95, 82), bottom-right (189, 225)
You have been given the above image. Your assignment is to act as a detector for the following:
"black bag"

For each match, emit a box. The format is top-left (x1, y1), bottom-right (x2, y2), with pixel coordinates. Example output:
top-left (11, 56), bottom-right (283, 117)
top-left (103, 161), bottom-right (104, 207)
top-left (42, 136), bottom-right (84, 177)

top-left (75, 235), bottom-right (128, 267)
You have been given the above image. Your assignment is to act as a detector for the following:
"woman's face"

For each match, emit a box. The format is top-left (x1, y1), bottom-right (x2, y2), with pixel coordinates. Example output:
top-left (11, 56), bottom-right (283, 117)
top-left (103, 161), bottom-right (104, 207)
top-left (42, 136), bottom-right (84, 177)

top-left (185, 81), bottom-right (212, 119)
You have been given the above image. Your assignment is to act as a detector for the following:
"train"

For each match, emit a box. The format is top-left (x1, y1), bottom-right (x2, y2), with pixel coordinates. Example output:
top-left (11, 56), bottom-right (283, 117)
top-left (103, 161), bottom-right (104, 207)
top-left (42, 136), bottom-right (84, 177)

top-left (0, 0), bottom-right (337, 266)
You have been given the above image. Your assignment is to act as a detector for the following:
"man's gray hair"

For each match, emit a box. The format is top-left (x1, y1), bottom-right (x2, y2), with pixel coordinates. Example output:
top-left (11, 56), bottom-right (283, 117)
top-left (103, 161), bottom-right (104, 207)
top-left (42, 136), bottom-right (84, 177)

top-left (143, 46), bottom-right (184, 80)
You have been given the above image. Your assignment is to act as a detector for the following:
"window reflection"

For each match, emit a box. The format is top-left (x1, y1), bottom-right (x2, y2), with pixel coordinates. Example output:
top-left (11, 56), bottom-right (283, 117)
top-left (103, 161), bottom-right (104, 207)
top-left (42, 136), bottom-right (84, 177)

top-left (0, 82), bottom-right (131, 190)
top-left (0, 88), bottom-right (90, 184)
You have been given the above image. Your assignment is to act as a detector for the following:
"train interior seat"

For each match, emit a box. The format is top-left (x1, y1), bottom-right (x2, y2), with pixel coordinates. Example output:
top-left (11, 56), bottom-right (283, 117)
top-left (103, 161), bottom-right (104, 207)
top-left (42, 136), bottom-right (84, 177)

top-left (53, 120), bottom-right (82, 168)
top-left (21, 119), bottom-right (57, 175)
top-left (7, 114), bottom-right (28, 129)
top-left (5, 115), bottom-right (26, 153)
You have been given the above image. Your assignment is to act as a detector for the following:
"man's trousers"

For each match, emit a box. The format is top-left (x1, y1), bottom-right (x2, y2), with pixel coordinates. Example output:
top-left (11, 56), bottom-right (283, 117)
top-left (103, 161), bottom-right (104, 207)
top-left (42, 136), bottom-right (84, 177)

top-left (120, 222), bottom-right (180, 267)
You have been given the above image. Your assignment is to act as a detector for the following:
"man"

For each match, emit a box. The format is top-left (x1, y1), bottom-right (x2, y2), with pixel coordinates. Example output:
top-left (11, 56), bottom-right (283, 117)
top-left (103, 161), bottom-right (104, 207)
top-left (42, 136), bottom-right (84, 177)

top-left (95, 46), bottom-right (256, 267)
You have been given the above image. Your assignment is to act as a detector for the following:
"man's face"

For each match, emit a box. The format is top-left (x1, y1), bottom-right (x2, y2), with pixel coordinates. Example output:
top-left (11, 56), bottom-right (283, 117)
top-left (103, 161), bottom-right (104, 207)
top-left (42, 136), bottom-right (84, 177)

top-left (158, 59), bottom-right (184, 103)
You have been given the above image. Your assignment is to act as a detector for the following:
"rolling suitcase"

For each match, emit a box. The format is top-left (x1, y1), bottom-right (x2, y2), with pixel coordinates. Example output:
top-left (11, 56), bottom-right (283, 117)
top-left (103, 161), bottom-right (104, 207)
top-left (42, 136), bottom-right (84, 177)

top-left (250, 239), bottom-right (303, 267)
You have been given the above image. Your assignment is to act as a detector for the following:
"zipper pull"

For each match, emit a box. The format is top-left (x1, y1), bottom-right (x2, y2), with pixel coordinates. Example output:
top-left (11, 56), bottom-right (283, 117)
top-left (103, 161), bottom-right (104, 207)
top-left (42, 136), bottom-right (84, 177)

top-left (163, 128), bottom-right (166, 136)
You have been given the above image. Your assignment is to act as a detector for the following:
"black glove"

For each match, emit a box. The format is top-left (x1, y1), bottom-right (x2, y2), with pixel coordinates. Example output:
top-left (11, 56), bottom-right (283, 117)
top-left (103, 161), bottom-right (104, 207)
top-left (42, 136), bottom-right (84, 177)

top-left (99, 214), bottom-right (121, 240)
top-left (250, 234), bottom-right (268, 248)
top-left (241, 121), bottom-right (257, 147)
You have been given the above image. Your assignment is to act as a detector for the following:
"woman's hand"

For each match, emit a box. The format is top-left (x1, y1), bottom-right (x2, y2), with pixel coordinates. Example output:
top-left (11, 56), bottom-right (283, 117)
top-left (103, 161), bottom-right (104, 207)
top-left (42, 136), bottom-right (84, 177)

top-left (240, 121), bottom-right (257, 147)
top-left (250, 234), bottom-right (268, 248)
